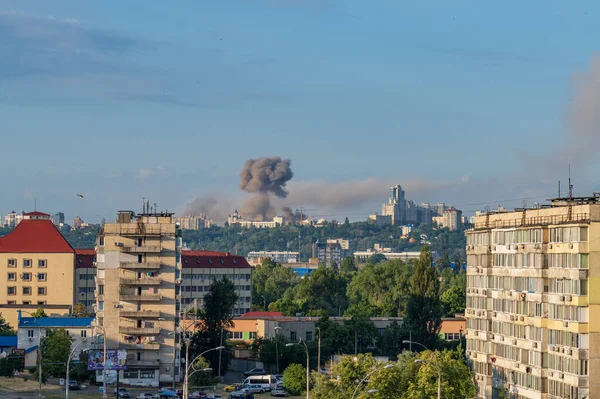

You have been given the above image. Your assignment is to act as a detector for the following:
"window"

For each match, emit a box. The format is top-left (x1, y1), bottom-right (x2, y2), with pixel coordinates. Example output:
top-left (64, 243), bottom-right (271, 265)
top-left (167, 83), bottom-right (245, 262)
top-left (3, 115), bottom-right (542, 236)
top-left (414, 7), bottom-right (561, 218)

top-left (140, 370), bottom-right (155, 379)
top-left (38, 260), bottom-right (47, 268)
top-left (22, 301), bottom-right (31, 305)
top-left (7, 301), bottom-right (16, 305)
top-left (249, 332), bottom-right (257, 339)
top-left (81, 330), bottom-right (87, 338)
top-left (99, 237), bottom-right (105, 246)
top-left (79, 274), bottom-right (87, 280)
top-left (22, 273), bottom-right (31, 281)
top-left (99, 285), bottom-right (104, 295)
top-left (229, 331), bottom-right (243, 339)
top-left (23, 259), bottom-right (32, 268)
top-left (22, 287), bottom-right (31, 295)
top-left (137, 238), bottom-right (143, 247)
top-left (7, 287), bottom-right (16, 295)
top-left (37, 301), bottom-right (46, 305)
top-left (290, 331), bottom-right (297, 341)
top-left (7, 273), bottom-right (15, 281)
top-left (38, 287), bottom-right (47, 295)
top-left (137, 352), bottom-right (141, 361)
top-left (98, 301), bottom-right (104, 311)
top-left (7, 259), bottom-right (16, 268)
top-left (306, 331), bottom-right (313, 341)
top-left (37, 273), bottom-right (46, 281)
top-left (27, 330), bottom-right (34, 338)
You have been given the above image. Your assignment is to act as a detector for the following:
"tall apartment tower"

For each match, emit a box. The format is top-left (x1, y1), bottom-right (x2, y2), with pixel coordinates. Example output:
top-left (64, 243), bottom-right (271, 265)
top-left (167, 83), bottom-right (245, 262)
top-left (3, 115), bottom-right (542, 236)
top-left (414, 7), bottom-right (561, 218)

top-left (382, 185), bottom-right (406, 225)
top-left (95, 210), bottom-right (182, 387)
top-left (466, 196), bottom-right (600, 399)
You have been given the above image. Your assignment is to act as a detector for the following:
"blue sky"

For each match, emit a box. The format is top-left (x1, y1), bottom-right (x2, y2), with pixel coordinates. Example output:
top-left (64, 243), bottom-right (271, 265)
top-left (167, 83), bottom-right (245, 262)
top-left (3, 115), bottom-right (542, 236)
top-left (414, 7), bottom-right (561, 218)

top-left (1, 1), bottom-right (599, 223)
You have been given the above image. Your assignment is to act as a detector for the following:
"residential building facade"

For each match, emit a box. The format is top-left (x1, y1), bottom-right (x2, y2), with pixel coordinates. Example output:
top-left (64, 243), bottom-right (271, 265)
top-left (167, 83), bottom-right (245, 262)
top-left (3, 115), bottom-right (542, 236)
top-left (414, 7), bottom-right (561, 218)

top-left (95, 210), bottom-right (181, 387)
top-left (174, 213), bottom-right (212, 230)
top-left (75, 249), bottom-right (97, 313)
top-left (466, 197), bottom-right (600, 399)
top-left (312, 240), bottom-right (343, 266)
top-left (0, 212), bottom-right (77, 327)
top-left (227, 210), bottom-right (284, 228)
top-left (181, 250), bottom-right (252, 316)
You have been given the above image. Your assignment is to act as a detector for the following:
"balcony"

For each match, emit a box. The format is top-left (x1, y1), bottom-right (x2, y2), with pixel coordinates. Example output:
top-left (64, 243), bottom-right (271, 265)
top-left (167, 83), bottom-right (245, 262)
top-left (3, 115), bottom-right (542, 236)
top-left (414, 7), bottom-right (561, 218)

top-left (122, 343), bottom-right (160, 351)
top-left (120, 327), bottom-right (160, 335)
top-left (120, 277), bottom-right (161, 286)
top-left (120, 310), bottom-right (161, 319)
top-left (122, 246), bottom-right (162, 253)
top-left (120, 262), bottom-right (161, 270)
top-left (120, 294), bottom-right (162, 302)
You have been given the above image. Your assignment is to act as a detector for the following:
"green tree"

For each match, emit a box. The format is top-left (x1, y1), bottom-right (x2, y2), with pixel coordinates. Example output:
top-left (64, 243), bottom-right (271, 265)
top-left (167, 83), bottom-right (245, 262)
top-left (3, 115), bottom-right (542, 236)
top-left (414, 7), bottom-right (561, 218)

top-left (252, 258), bottom-right (300, 310)
top-left (30, 308), bottom-right (48, 318)
top-left (39, 328), bottom-right (73, 379)
top-left (291, 266), bottom-right (349, 316)
top-left (440, 284), bottom-right (465, 316)
top-left (364, 352), bottom-right (419, 399)
top-left (72, 351), bottom-right (95, 383)
top-left (405, 350), bottom-right (476, 399)
top-left (404, 247), bottom-right (442, 348)
top-left (72, 302), bottom-right (89, 318)
top-left (367, 253), bottom-right (386, 265)
top-left (188, 356), bottom-right (218, 387)
top-left (0, 313), bottom-right (16, 336)
top-left (282, 363), bottom-right (307, 396)
top-left (377, 321), bottom-right (407, 359)
top-left (190, 277), bottom-right (238, 376)
top-left (340, 257), bottom-right (356, 274)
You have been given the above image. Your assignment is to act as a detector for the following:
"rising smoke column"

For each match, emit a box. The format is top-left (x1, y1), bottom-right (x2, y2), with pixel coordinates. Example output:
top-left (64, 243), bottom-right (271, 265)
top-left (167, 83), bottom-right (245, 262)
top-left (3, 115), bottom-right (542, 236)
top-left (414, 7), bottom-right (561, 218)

top-left (239, 157), bottom-right (293, 221)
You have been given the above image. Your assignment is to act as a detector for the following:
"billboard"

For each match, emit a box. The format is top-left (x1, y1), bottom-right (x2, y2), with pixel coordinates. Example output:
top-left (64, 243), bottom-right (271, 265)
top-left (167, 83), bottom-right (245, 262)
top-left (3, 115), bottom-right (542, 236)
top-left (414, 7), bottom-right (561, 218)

top-left (88, 349), bottom-right (127, 370)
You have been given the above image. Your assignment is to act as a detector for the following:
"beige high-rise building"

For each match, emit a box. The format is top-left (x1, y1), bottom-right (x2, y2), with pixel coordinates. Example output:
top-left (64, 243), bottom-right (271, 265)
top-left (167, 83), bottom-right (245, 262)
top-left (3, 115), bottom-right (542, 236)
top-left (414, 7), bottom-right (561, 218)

top-left (95, 210), bottom-right (181, 387)
top-left (466, 196), bottom-right (600, 399)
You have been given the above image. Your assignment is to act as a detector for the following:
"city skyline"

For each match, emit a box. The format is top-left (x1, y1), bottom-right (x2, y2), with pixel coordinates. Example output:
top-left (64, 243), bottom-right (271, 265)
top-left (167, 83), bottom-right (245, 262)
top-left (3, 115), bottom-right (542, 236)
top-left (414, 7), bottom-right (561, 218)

top-left (1, 1), bottom-right (600, 223)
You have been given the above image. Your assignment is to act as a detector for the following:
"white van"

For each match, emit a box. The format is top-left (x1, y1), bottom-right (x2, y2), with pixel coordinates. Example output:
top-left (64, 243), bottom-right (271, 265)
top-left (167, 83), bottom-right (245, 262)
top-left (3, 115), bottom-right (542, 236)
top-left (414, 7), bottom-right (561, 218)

top-left (242, 375), bottom-right (277, 392)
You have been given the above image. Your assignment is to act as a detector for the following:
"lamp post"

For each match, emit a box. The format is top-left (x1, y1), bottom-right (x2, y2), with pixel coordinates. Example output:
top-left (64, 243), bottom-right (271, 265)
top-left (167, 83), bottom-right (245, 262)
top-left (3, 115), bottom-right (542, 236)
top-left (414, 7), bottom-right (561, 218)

top-left (183, 346), bottom-right (225, 399)
top-left (65, 340), bottom-right (89, 399)
top-left (274, 326), bottom-right (281, 374)
top-left (316, 327), bottom-right (321, 372)
top-left (92, 322), bottom-right (108, 399)
top-left (260, 295), bottom-right (267, 311)
top-left (403, 340), bottom-right (441, 399)
top-left (286, 339), bottom-right (310, 399)
top-left (351, 364), bottom-right (394, 399)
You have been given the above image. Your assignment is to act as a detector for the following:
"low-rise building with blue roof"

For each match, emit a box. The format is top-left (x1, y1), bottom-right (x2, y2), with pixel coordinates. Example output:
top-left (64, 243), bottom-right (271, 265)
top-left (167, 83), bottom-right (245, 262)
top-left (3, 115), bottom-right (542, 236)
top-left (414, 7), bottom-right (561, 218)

top-left (17, 310), bottom-right (95, 368)
top-left (0, 336), bottom-right (18, 355)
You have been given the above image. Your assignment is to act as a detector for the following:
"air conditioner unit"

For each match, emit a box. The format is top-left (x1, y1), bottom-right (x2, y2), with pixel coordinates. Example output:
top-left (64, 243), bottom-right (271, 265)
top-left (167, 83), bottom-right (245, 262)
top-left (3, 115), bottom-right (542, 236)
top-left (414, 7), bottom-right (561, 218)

top-left (559, 373), bottom-right (564, 379)
top-left (549, 371), bottom-right (554, 377)
top-left (115, 242), bottom-right (124, 247)
top-left (563, 321), bottom-right (569, 328)
top-left (493, 312), bottom-right (497, 317)
top-left (520, 293), bottom-right (527, 301)
top-left (549, 244), bottom-right (553, 249)
top-left (569, 243), bottom-right (573, 249)
top-left (510, 315), bottom-right (515, 321)
top-left (567, 295), bottom-right (572, 302)
top-left (514, 362), bottom-right (520, 368)
top-left (560, 296), bottom-right (565, 301)
top-left (519, 316), bottom-right (524, 321)
top-left (28, 337), bottom-right (33, 342)
top-left (533, 342), bottom-right (538, 348)
top-left (561, 347), bottom-right (565, 353)
top-left (521, 244), bottom-right (525, 249)
top-left (175, 279), bottom-right (182, 284)
top-left (568, 349), bottom-right (573, 355)
top-left (488, 333), bottom-right (494, 340)
top-left (512, 339), bottom-right (517, 345)
top-left (482, 289), bottom-right (487, 295)
top-left (477, 311), bottom-right (482, 317)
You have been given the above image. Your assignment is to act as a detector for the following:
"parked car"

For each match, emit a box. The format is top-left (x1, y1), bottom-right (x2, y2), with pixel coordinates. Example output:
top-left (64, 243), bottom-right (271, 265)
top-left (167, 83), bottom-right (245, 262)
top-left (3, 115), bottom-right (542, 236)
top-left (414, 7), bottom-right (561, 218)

top-left (137, 393), bottom-right (160, 399)
top-left (207, 394), bottom-right (222, 399)
top-left (228, 392), bottom-right (254, 399)
top-left (224, 385), bottom-right (239, 392)
top-left (270, 389), bottom-right (290, 397)
top-left (189, 392), bottom-right (207, 399)
top-left (243, 368), bottom-right (266, 377)
top-left (114, 388), bottom-right (131, 398)
top-left (68, 381), bottom-right (81, 390)
top-left (319, 367), bottom-right (328, 374)
top-left (273, 374), bottom-right (283, 381)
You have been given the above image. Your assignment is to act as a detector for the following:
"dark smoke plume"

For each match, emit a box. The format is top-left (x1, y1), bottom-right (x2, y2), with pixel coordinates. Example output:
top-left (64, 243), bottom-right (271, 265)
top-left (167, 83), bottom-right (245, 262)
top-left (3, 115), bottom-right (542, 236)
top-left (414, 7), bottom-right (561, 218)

top-left (282, 206), bottom-right (305, 223)
top-left (240, 157), bottom-right (293, 197)
top-left (240, 157), bottom-right (293, 220)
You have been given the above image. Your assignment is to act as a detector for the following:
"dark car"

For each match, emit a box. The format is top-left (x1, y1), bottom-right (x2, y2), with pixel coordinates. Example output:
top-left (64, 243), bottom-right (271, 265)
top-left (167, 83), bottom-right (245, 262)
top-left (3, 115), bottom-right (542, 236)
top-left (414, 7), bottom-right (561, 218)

top-left (243, 368), bottom-right (266, 377)
top-left (228, 392), bottom-right (254, 399)
top-left (68, 380), bottom-right (81, 390)
top-left (114, 388), bottom-right (131, 398)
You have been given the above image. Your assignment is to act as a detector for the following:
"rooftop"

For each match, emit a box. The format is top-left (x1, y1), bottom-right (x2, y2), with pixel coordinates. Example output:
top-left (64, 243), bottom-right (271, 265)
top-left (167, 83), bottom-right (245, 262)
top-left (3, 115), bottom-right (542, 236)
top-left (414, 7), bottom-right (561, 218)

top-left (75, 249), bottom-right (96, 268)
top-left (18, 314), bottom-right (94, 328)
top-left (0, 216), bottom-right (74, 253)
top-left (182, 250), bottom-right (251, 269)
top-left (0, 336), bottom-right (17, 348)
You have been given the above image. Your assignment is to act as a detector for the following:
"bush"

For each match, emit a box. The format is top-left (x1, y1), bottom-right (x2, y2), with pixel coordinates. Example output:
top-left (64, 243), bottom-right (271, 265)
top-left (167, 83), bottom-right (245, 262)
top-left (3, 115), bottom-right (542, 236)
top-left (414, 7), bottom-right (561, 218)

top-left (282, 363), bottom-right (306, 396)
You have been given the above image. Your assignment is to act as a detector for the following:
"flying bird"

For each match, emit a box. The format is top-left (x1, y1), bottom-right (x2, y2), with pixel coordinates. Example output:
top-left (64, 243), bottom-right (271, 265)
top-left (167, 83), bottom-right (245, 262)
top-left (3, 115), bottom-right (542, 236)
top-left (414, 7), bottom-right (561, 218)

top-left (77, 194), bottom-right (84, 199)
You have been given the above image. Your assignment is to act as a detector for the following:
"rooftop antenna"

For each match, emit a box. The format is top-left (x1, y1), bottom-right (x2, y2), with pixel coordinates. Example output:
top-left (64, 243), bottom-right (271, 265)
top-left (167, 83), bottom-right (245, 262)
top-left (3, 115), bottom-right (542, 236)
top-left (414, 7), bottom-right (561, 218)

top-left (143, 197), bottom-right (146, 213)
top-left (558, 181), bottom-right (561, 198)
top-left (569, 164), bottom-right (573, 199)
top-left (154, 203), bottom-right (157, 214)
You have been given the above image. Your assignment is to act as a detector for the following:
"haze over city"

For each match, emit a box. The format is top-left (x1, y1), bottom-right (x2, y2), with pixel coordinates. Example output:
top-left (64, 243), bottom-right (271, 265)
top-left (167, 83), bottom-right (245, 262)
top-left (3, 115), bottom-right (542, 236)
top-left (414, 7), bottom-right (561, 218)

top-left (1, 1), bottom-right (600, 223)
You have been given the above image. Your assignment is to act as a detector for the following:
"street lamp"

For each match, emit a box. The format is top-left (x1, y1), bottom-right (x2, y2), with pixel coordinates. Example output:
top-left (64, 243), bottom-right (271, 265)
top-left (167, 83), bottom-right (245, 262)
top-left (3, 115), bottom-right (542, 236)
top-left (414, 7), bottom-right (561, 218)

top-left (351, 364), bottom-right (394, 399)
top-left (274, 326), bottom-right (281, 374)
top-left (91, 321), bottom-right (108, 399)
top-left (260, 295), bottom-right (267, 311)
top-left (183, 346), bottom-right (225, 399)
top-left (414, 359), bottom-right (441, 399)
top-left (402, 340), bottom-right (428, 351)
top-left (65, 340), bottom-right (89, 399)
top-left (286, 339), bottom-right (310, 399)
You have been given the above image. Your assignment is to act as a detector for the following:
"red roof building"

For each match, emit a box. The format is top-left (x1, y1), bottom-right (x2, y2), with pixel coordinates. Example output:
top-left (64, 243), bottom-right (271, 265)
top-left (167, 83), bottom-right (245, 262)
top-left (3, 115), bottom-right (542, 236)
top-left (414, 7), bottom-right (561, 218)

top-left (75, 249), bottom-right (96, 268)
top-left (0, 217), bottom-right (74, 253)
top-left (181, 250), bottom-right (251, 268)
top-left (180, 250), bottom-right (252, 316)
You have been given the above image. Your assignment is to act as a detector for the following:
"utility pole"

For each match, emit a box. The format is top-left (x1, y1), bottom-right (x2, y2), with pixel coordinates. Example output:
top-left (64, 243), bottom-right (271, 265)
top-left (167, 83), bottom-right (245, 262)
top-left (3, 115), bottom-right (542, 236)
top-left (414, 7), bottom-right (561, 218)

top-left (218, 327), bottom-right (224, 382)
top-left (37, 348), bottom-right (42, 399)
top-left (317, 327), bottom-right (321, 370)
